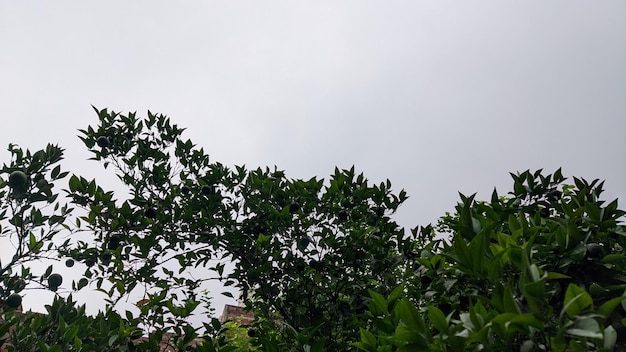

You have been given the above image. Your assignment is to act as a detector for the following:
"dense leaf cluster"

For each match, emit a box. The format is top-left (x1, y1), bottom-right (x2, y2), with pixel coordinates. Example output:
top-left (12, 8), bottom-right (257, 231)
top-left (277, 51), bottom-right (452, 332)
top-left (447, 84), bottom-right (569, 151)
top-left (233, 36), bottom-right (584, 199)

top-left (356, 170), bottom-right (626, 351)
top-left (1, 108), bottom-right (625, 351)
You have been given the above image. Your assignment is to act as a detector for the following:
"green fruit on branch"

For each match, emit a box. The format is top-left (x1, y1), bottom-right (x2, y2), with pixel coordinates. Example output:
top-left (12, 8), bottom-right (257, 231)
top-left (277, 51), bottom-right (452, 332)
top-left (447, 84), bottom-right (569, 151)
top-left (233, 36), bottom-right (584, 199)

top-left (96, 136), bottom-right (110, 148)
top-left (181, 185), bottom-right (191, 195)
top-left (144, 207), bottom-right (157, 218)
top-left (201, 185), bottom-right (214, 195)
top-left (5, 293), bottom-right (22, 308)
top-left (586, 243), bottom-right (605, 259)
top-left (65, 259), bottom-right (75, 267)
top-left (297, 236), bottom-right (310, 250)
top-left (84, 257), bottom-right (96, 267)
top-left (36, 179), bottom-right (48, 189)
top-left (107, 235), bottom-right (121, 250)
top-left (47, 273), bottom-right (63, 290)
top-left (8, 170), bottom-right (28, 190)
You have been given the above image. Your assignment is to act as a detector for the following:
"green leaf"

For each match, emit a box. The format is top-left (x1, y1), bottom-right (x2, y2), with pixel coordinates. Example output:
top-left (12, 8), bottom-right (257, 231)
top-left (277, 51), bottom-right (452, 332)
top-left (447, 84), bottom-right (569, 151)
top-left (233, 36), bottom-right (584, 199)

top-left (450, 233), bottom-right (471, 270)
top-left (508, 214), bottom-right (521, 232)
top-left (310, 339), bottom-right (325, 352)
top-left (73, 336), bottom-right (83, 350)
top-left (427, 305), bottom-right (448, 334)
top-left (604, 325), bottom-right (617, 350)
top-left (523, 280), bottom-right (545, 316)
top-left (503, 283), bottom-right (521, 314)
top-left (29, 232), bottom-right (38, 252)
top-left (368, 290), bottom-right (389, 315)
top-left (51, 165), bottom-right (61, 179)
top-left (598, 295), bottom-right (626, 319)
top-left (545, 272), bottom-right (570, 280)
top-left (562, 284), bottom-right (593, 319)
top-left (397, 342), bottom-right (430, 352)
top-left (491, 313), bottom-right (517, 337)
top-left (566, 318), bottom-right (602, 339)
top-left (395, 325), bottom-right (429, 346)
top-left (602, 254), bottom-right (626, 264)
top-left (358, 328), bottom-right (377, 351)
top-left (388, 285), bottom-right (405, 306)
top-left (510, 313), bottom-right (543, 331)
top-left (468, 231), bottom-right (487, 276)
top-left (108, 334), bottom-right (119, 346)
top-left (396, 298), bottom-right (425, 333)
top-left (69, 175), bottom-right (80, 192)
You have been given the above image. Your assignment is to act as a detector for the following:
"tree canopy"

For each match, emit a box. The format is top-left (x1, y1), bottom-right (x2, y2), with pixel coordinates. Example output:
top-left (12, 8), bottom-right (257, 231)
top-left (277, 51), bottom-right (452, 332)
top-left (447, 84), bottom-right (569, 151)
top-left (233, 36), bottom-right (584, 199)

top-left (1, 108), bottom-right (626, 351)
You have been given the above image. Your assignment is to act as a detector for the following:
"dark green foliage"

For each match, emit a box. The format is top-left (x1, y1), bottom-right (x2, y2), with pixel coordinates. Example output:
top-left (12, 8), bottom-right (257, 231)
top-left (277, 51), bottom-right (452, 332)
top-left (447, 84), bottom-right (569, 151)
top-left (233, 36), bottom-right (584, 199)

top-left (355, 169), bottom-right (626, 351)
top-left (3, 107), bottom-right (625, 352)
top-left (0, 143), bottom-right (71, 299)
top-left (143, 207), bottom-right (157, 218)
top-left (107, 234), bottom-right (122, 250)
top-left (65, 108), bottom-right (411, 350)
top-left (1, 296), bottom-right (141, 352)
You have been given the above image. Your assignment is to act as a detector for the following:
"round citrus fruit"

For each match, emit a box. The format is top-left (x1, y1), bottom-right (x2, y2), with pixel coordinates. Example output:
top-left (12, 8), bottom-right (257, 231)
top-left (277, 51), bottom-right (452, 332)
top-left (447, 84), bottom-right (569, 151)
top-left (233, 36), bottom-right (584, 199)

top-left (8, 171), bottom-right (28, 189)
top-left (96, 136), bottom-right (110, 148)
top-left (5, 293), bottom-right (22, 308)
top-left (47, 273), bottom-right (63, 289)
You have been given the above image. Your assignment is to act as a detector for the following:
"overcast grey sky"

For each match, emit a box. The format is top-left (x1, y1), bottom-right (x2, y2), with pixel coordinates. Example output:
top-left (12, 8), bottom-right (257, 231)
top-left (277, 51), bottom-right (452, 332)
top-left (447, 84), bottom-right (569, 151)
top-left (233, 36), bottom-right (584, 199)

top-left (2, 1), bottom-right (625, 316)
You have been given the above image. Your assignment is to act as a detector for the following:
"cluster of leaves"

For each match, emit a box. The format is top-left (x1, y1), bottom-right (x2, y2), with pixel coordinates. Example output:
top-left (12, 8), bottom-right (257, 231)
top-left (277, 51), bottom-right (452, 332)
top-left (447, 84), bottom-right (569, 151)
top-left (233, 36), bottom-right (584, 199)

top-left (61, 108), bottom-right (411, 350)
top-left (0, 295), bottom-right (141, 352)
top-left (2, 108), bottom-right (625, 352)
top-left (0, 144), bottom-right (146, 351)
top-left (355, 169), bottom-right (626, 351)
top-left (219, 321), bottom-right (257, 351)
top-left (0, 143), bottom-right (72, 297)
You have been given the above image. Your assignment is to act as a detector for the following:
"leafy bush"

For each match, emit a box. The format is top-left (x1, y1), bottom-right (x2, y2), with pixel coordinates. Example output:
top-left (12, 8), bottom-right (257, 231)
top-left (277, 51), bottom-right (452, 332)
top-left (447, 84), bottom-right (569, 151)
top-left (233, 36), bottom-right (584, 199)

top-left (1, 295), bottom-right (141, 352)
top-left (2, 109), bottom-right (625, 351)
top-left (63, 108), bottom-right (412, 350)
top-left (355, 169), bottom-right (626, 351)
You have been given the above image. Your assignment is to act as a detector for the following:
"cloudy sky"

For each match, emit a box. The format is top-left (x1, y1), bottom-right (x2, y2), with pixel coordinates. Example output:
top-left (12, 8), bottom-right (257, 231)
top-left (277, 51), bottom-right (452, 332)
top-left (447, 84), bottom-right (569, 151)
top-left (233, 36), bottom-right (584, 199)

top-left (2, 1), bottom-right (625, 316)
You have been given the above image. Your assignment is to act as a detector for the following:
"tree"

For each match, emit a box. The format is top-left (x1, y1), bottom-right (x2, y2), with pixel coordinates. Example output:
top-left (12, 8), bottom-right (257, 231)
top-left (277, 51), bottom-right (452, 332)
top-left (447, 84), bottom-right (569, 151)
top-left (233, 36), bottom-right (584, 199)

top-left (355, 169), bottom-right (626, 351)
top-left (0, 143), bottom-right (70, 299)
top-left (63, 107), bottom-right (412, 350)
top-left (2, 108), bottom-right (626, 351)
top-left (0, 144), bottom-right (147, 351)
